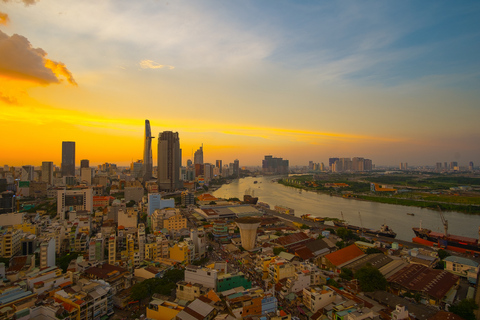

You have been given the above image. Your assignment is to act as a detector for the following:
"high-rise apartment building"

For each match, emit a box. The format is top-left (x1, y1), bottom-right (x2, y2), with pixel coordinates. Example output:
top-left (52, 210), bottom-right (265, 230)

top-left (61, 141), bottom-right (75, 177)
top-left (194, 145), bottom-right (204, 165)
top-left (216, 160), bottom-right (222, 173)
top-left (262, 156), bottom-right (289, 174)
top-left (41, 161), bottom-right (54, 185)
top-left (158, 131), bottom-right (182, 191)
top-left (469, 161), bottom-right (474, 171)
top-left (142, 120), bottom-right (154, 181)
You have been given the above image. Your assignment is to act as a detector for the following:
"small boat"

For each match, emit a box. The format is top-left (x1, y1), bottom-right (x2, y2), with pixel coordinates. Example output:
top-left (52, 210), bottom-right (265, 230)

top-left (407, 213), bottom-right (415, 216)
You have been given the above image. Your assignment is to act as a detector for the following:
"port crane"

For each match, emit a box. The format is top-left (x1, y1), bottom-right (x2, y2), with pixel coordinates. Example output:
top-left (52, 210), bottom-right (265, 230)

top-left (439, 207), bottom-right (448, 237)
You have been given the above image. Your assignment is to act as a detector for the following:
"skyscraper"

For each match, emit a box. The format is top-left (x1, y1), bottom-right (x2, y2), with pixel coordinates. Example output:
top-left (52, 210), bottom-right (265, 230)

top-left (194, 145), bottom-right (203, 165)
top-left (80, 159), bottom-right (90, 168)
top-left (216, 160), bottom-right (222, 174)
top-left (142, 120), bottom-right (154, 181)
top-left (41, 161), bottom-right (54, 185)
top-left (233, 159), bottom-right (240, 177)
top-left (157, 131), bottom-right (181, 191)
top-left (61, 141), bottom-right (75, 177)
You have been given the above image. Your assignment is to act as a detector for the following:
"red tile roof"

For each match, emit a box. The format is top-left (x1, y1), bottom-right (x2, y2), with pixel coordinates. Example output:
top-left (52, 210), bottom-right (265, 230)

top-left (325, 244), bottom-right (364, 267)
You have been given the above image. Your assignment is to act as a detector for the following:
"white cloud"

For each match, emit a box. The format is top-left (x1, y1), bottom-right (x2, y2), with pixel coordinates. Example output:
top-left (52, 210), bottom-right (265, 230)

top-left (139, 60), bottom-right (174, 70)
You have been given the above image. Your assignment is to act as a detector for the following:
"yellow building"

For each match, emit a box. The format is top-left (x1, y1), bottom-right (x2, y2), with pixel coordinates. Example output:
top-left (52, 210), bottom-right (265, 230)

top-left (0, 226), bottom-right (22, 258)
top-left (164, 214), bottom-right (187, 231)
top-left (14, 223), bottom-right (37, 235)
top-left (169, 242), bottom-right (192, 264)
top-left (269, 261), bottom-right (296, 283)
top-left (147, 299), bottom-right (184, 320)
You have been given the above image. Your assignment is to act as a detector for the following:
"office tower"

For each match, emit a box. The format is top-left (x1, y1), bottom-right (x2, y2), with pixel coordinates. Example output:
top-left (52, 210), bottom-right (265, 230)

top-left (436, 163), bottom-right (442, 171)
top-left (194, 145), bottom-right (204, 165)
top-left (80, 159), bottom-right (89, 168)
top-left (450, 162), bottom-right (458, 170)
top-left (216, 160), bottom-right (222, 173)
top-left (41, 161), bottom-right (54, 185)
top-left (187, 159), bottom-right (193, 167)
top-left (233, 159), bottom-right (240, 177)
top-left (308, 161), bottom-right (314, 171)
top-left (204, 163), bottom-right (213, 183)
top-left (81, 167), bottom-right (92, 185)
top-left (469, 161), bottom-right (474, 171)
top-left (142, 120), bottom-right (154, 181)
top-left (158, 131), bottom-right (182, 191)
top-left (21, 165), bottom-right (34, 181)
top-left (61, 141), bottom-right (75, 177)
top-left (57, 188), bottom-right (93, 220)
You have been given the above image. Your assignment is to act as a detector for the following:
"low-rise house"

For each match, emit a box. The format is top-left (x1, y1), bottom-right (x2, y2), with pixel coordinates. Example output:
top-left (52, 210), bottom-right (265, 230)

top-left (82, 263), bottom-right (130, 295)
top-left (176, 296), bottom-right (218, 320)
top-left (303, 286), bottom-right (337, 313)
top-left (176, 281), bottom-right (209, 301)
top-left (443, 256), bottom-right (479, 283)
top-left (147, 299), bottom-right (184, 320)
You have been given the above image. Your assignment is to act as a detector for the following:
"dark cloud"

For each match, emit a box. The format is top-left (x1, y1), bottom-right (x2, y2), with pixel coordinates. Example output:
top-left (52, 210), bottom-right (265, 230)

top-left (0, 91), bottom-right (18, 105)
top-left (0, 30), bottom-right (76, 85)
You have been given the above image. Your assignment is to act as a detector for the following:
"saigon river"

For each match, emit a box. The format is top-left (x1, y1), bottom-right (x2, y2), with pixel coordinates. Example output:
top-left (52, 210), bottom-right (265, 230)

top-left (212, 175), bottom-right (480, 242)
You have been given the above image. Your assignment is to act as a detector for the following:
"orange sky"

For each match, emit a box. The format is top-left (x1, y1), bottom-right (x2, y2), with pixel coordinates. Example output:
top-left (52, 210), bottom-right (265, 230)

top-left (1, 1), bottom-right (479, 167)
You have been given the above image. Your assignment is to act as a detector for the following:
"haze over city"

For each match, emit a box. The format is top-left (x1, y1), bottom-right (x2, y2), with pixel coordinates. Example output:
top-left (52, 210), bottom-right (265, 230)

top-left (1, 1), bottom-right (479, 166)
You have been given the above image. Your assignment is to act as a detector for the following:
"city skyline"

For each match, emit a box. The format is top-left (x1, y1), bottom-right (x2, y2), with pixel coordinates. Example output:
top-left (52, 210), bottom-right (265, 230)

top-left (1, 1), bottom-right (479, 166)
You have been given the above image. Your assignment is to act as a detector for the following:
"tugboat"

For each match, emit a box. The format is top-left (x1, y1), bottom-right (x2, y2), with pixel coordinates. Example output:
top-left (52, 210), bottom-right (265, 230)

top-left (333, 212), bottom-right (397, 238)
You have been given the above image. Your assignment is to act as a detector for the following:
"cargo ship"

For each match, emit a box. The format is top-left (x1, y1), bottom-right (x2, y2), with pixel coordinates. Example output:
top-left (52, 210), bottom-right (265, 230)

top-left (334, 220), bottom-right (397, 238)
top-left (412, 228), bottom-right (480, 254)
top-left (412, 211), bottom-right (480, 255)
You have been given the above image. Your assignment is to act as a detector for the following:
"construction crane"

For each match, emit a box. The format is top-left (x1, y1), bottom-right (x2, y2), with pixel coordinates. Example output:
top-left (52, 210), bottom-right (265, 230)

top-left (439, 206), bottom-right (448, 237)
top-left (358, 212), bottom-right (364, 236)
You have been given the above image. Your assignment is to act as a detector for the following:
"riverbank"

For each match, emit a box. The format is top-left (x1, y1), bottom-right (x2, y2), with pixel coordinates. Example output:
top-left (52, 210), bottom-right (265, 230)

top-left (278, 179), bottom-right (480, 214)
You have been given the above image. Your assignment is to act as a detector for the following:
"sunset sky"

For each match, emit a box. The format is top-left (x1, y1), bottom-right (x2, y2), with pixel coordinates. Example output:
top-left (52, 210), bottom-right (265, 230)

top-left (1, 0), bottom-right (479, 167)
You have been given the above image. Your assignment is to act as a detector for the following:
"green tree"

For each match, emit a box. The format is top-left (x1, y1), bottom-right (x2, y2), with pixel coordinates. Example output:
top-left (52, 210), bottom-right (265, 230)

top-left (56, 252), bottom-right (81, 272)
top-left (355, 265), bottom-right (387, 292)
top-left (300, 224), bottom-right (309, 229)
top-left (228, 197), bottom-right (240, 202)
top-left (336, 240), bottom-right (346, 249)
top-left (126, 200), bottom-right (135, 207)
top-left (437, 249), bottom-right (450, 260)
top-left (209, 201), bottom-right (217, 205)
top-left (340, 267), bottom-right (353, 280)
top-left (449, 299), bottom-right (478, 320)
top-left (275, 231), bottom-right (283, 236)
top-left (366, 247), bottom-right (383, 254)
top-left (273, 247), bottom-right (286, 255)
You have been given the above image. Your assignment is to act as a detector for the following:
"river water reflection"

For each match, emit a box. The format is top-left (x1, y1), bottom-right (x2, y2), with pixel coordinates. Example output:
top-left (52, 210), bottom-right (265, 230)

top-left (212, 175), bottom-right (480, 242)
